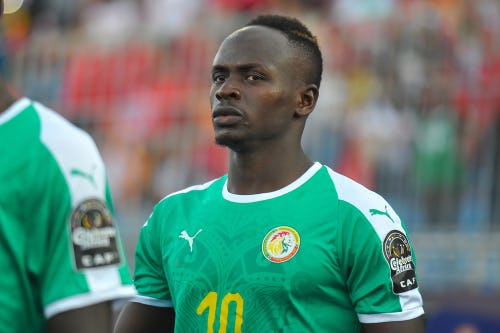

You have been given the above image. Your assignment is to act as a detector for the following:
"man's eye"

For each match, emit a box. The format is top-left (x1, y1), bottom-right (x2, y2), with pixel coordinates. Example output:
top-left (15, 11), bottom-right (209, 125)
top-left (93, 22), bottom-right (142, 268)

top-left (246, 74), bottom-right (263, 81)
top-left (212, 74), bottom-right (225, 83)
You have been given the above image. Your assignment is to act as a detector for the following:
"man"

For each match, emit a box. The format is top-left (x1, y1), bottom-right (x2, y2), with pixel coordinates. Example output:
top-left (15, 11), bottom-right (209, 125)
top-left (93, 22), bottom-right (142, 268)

top-left (114, 15), bottom-right (425, 333)
top-left (0, 63), bottom-right (136, 332)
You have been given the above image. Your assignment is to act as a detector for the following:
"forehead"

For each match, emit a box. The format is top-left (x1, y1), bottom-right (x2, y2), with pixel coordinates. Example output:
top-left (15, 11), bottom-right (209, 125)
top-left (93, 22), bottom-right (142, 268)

top-left (212, 26), bottom-right (293, 68)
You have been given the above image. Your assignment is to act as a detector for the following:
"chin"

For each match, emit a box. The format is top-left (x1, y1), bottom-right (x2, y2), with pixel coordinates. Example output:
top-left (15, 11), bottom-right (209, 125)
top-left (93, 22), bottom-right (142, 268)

top-left (215, 135), bottom-right (246, 152)
top-left (215, 135), bottom-right (235, 147)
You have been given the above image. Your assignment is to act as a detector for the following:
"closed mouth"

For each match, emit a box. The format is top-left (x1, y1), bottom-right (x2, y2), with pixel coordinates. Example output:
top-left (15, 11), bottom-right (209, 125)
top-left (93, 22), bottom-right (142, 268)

top-left (212, 106), bottom-right (243, 119)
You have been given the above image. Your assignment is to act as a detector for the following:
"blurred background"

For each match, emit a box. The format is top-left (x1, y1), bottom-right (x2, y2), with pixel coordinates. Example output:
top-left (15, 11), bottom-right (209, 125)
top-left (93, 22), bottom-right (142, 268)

top-left (1, 0), bottom-right (499, 331)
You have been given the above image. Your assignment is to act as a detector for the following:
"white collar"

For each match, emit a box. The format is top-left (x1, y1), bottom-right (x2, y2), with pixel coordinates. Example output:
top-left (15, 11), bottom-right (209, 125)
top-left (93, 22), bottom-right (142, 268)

top-left (222, 161), bottom-right (322, 203)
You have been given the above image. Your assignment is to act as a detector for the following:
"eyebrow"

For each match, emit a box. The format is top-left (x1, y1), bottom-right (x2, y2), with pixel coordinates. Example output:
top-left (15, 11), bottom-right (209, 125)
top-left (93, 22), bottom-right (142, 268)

top-left (211, 63), bottom-right (270, 74)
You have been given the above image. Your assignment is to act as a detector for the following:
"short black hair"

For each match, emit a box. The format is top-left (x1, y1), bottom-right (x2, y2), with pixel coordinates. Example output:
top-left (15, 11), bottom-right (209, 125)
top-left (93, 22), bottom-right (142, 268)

top-left (245, 14), bottom-right (323, 88)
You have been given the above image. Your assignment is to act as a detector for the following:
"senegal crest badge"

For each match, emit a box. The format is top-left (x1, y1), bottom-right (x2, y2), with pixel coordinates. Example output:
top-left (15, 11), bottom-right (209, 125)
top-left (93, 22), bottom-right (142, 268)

top-left (262, 226), bottom-right (300, 263)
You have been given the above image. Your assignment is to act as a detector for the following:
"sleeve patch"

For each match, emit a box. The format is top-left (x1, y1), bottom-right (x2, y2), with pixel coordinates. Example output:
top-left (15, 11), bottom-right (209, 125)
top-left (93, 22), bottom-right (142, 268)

top-left (383, 230), bottom-right (418, 293)
top-left (70, 198), bottom-right (122, 270)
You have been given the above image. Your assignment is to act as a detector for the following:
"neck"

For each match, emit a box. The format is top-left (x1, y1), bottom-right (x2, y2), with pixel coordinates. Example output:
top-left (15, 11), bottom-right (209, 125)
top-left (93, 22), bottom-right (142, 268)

top-left (226, 146), bottom-right (313, 195)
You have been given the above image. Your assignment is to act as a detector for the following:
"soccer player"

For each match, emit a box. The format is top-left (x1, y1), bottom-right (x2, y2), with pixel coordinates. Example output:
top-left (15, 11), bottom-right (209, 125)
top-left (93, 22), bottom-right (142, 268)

top-left (114, 15), bottom-right (425, 333)
top-left (0, 77), bottom-right (136, 330)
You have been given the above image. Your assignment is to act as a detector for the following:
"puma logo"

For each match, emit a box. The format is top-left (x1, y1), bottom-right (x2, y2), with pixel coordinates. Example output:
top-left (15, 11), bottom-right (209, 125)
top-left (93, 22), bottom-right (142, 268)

top-left (369, 205), bottom-right (395, 223)
top-left (179, 229), bottom-right (203, 252)
top-left (70, 166), bottom-right (96, 188)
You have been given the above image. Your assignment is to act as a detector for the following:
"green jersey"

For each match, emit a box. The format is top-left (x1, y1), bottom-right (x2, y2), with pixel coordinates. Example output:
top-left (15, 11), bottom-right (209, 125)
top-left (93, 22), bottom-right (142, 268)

top-left (134, 162), bottom-right (423, 332)
top-left (0, 98), bottom-right (135, 333)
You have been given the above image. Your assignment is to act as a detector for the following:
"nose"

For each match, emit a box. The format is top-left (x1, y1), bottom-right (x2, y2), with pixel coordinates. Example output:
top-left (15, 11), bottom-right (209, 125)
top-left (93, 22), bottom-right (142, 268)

top-left (215, 79), bottom-right (241, 101)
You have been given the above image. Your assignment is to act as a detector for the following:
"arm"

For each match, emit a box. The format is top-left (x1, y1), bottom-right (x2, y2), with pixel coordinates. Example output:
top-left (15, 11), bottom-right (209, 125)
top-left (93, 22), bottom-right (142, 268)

top-left (362, 315), bottom-right (425, 333)
top-left (48, 302), bottom-right (113, 333)
top-left (113, 302), bottom-right (175, 333)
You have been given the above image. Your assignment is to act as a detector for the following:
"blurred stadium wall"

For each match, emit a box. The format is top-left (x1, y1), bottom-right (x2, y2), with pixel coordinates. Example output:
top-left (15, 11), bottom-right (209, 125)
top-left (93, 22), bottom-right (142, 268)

top-left (2, 0), bottom-right (499, 331)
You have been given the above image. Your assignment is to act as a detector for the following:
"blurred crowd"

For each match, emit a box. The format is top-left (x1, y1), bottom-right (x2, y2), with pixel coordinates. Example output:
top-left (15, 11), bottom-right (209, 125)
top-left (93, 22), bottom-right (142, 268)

top-left (1, 0), bottom-right (499, 238)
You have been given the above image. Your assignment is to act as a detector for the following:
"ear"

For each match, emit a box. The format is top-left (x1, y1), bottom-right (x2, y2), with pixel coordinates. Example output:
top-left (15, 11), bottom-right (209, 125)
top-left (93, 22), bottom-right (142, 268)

top-left (295, 84), bottom-right (319, 117)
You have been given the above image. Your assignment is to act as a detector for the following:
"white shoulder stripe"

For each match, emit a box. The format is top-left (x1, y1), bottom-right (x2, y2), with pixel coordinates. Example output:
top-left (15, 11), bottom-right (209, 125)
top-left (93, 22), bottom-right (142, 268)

top-left (158, 178), bottom-right (218, 203)
top-left (326, 166), bottom-right (405, 241)
top-left (141, 179), bottom-right (219, 228)
top-left (326, 166), bottom-right (423, 317)
top-left (0, 97), bottom-right (30, 124)
top-left (38, 101), bottom-right (107, 205)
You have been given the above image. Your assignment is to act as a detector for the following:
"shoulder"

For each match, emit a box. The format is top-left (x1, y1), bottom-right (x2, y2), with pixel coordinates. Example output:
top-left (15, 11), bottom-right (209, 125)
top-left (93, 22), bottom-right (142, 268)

top-left (325, 165), bottom-right (402, 229)
top-left (33, 101), bottom-right (98, 156)
top-left (31, 100), bottom-right (110, 202)
top-left (156, 177), bottom-right (225, 208)
top-left (33, 100), bottom-right (106, 177)
top-left (142, 177), bottom-right (224, 230)
top-left (326, 166), bottom-right (397, 215)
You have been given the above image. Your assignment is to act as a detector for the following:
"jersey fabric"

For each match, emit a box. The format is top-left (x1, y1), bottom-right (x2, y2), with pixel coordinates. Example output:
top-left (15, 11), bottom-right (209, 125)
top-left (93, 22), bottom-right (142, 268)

top-left (133, 162), bottom-right (424, 332)
top-left (0, 98), bottom-right (136, 333)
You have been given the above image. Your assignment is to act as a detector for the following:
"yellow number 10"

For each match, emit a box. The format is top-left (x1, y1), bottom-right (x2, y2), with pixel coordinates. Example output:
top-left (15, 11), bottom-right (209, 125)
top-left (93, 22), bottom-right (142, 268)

top-left (196, 291), bottom-right (244, 333)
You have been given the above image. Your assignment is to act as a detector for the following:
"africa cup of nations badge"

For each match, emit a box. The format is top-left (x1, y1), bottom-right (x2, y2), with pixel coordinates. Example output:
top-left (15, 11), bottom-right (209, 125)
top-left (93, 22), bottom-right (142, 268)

top-left (383, 230), bottom-right (418, 293)
top-left (262, 226), bottom-right (300, 263)
top-left (70, 198), bottom-right (122, 270)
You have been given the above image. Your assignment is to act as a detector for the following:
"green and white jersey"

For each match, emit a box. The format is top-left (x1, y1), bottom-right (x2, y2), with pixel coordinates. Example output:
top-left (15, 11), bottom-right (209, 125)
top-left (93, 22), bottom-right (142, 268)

top-left (0, 98), bottom-right (135, 333)
top-left (134, 162), bottom-right (423, 332)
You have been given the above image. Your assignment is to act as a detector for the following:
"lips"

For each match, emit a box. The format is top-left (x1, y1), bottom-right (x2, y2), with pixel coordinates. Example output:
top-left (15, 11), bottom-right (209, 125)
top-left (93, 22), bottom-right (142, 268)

top-left (212, 106), bottom-right (243, 126)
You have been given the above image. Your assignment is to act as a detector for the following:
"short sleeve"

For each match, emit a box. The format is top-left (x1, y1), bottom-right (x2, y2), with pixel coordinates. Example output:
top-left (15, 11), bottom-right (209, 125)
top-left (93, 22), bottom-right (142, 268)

top-left (330, 168), bottom-right (424, 323)
top-left (133, 210), bottom-right (172, 305)
top-left (337, 201), bottom-right (424, 323)
top-left (34, 104), bottom-right (135, 318)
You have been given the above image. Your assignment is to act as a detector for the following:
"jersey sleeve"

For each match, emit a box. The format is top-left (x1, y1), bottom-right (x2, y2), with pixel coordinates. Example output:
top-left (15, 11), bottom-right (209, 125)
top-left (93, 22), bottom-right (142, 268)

top-left (331, 170), bottom-right (424, 323)
top-left (31, 104), bottom-right (135, 318)
top-left (133, 208), bottom-right (173, 307)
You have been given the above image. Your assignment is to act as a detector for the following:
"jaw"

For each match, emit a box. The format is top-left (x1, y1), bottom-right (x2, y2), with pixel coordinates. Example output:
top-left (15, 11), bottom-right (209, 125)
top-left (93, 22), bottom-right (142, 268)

top-left (214, 130), bottom-right (247, 153)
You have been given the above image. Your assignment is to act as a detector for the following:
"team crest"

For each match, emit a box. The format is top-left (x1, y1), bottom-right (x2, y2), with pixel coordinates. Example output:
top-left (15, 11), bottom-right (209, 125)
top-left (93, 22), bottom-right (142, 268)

top-left (70, 198), bottom-right (122, 270)
top-left (262, 226), bottom-right (300, 263)
top-left (383, 230), bottom-right (418, 293)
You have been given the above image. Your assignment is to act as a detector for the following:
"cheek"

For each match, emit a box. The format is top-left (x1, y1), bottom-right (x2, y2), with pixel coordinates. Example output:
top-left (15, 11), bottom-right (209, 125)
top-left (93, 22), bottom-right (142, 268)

top-left (209, 87), bottom-right (217, 106)
top-left (261, 89), bottom-right (295, 116)
top-left (253, 91), bottom-right (295, 129)
top-left (255, 86), bottom-right (293, 108)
